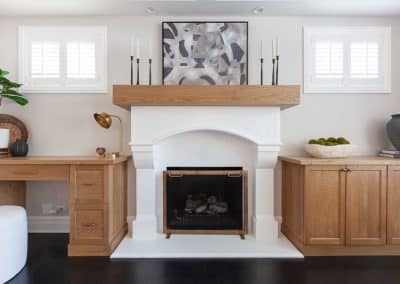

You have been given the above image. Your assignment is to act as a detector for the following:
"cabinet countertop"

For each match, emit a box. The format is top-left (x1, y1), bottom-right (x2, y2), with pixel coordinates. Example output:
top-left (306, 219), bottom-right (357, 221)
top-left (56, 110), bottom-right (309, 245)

top-left (0, 155), bottom-right (131, 165)
top-left (279, 155), bottom-right (400, 165)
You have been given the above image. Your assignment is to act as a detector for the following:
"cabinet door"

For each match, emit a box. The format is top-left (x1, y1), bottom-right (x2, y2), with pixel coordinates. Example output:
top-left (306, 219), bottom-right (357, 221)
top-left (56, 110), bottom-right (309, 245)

top-left (388, 165), bottom-right (400, 244)
top-left (304, 165), bottom-right (346, 245)
top-left (346, 165), bottom-right (387, 245)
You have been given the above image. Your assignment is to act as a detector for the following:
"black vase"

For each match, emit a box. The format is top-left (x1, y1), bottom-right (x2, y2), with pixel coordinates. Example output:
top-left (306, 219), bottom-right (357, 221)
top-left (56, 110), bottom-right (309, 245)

top-left (10, 139), bottom-right (28, 157)
top-left (387, 114), bottom-right (400, 150)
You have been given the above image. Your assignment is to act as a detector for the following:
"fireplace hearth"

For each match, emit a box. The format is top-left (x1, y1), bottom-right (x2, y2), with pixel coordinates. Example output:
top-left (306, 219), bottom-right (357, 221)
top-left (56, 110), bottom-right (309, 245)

top-left (163, 167), bottom-right (248, 239)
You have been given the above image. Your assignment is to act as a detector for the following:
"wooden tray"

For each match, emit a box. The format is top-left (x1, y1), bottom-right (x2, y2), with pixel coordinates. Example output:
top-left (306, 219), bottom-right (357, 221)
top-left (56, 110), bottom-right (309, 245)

top-left (0, 114), bottom-right (29, 143)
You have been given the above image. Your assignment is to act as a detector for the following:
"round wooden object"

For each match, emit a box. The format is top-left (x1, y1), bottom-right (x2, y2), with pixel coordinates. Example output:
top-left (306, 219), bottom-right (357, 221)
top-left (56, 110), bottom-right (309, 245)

top-left (0, 114), bottom-right (29, 143)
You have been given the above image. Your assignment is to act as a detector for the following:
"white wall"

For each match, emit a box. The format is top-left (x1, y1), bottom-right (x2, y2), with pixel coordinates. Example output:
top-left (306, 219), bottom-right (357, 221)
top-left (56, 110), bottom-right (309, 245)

top-left (0, 15), bottom-right (399, 218)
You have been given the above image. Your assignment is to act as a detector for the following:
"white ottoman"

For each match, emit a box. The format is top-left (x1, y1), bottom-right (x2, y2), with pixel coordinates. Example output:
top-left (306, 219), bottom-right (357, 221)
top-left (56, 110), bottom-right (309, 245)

top-left (0, 206), bottom-right (27, 284)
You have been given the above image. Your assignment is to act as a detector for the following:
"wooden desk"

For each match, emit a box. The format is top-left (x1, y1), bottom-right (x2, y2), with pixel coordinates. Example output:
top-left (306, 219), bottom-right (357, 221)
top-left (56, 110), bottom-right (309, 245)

top-left (0, 156), bottom-right (131, 256)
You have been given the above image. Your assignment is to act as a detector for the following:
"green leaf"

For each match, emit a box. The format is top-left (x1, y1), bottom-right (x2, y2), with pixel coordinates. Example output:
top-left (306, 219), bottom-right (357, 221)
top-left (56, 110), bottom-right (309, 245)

top-left (2, 94), bottom-right (29, 106)
top-left (3, 89), bottom-right (25, 97)
top-left (0, 69), bottom-right (10, 77)
top-left (0, 77), bottom-right (22, 88)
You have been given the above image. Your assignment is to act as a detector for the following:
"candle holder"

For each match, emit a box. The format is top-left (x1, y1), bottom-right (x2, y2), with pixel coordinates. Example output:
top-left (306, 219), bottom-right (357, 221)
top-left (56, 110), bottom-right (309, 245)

top-left (148, 58), bottom-right (152, 86)
top-left (272, 58), bottom-right (276, 86)
top-left (136, 58), bottom-right (140, 85)
top-left (130, 56), bottom-right (134, 86)
top-left (275, 55), bottom-right (279, 85)
top-left (260, 58), bottom-right (264, 86)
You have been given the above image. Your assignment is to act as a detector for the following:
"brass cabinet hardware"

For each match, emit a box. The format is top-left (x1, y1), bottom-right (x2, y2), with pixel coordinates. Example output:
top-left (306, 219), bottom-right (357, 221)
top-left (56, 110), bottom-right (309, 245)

top-left (80, 183), bottom-right (96, 186)
top-left (81, 222), bottom-right (97, 228)
top-left (228, 172), bottom-right (242, 177)
top-left (168, 173), bottom-right (183, 178)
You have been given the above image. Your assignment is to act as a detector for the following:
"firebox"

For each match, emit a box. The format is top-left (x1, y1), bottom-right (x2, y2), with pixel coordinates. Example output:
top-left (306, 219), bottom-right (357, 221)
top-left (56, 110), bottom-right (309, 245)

top-left (163, 167), bottom-right (248, 239)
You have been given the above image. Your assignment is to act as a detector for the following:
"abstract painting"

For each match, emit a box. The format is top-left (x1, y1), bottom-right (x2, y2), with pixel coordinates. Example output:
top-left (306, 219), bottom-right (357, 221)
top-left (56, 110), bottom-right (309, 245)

top-left (162, 22), bottom-right (248, 85)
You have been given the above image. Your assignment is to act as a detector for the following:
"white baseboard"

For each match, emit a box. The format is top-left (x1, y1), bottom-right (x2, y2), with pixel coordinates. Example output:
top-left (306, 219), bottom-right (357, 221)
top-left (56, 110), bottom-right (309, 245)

top-left (28, 216), bottom-right (69, 233)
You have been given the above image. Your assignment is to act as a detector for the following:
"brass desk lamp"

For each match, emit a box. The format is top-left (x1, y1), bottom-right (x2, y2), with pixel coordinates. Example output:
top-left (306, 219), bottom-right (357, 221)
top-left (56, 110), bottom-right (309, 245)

top-left (94, 112), bottom-right (122, 157)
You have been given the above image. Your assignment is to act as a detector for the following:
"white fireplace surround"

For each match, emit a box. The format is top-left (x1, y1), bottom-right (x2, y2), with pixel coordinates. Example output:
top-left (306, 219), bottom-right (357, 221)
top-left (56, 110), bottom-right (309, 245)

top-left (130, 106), bottom-right (282, 241)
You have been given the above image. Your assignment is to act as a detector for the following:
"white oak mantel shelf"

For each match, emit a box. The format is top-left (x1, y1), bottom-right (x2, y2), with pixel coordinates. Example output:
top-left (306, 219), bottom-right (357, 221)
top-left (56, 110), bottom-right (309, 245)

top-left (112, 85), bottom-right (300, 110)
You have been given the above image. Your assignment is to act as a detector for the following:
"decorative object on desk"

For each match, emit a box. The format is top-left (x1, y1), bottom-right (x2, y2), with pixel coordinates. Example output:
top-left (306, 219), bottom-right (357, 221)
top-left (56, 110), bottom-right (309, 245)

top-left (386, 114), bottom-right (400, 150)
top-left (162, 21), bottom-right (248, 85)
top-left (0, 114), bottom-right (29, 144)
top-left (96, 147), bottom-right (106, 157)
top-left (305, 136), bottom-right (356, 158)
top-left (0, 68), bottom-right (28, 107)
top-left (379, 149), bottom-right (400, 159)
top-left (0, 128), bottom-right (9, 148)
top-left (10, 139), bottom-right (28, 157)
top-left (93, 112), bottom-right (123, 157)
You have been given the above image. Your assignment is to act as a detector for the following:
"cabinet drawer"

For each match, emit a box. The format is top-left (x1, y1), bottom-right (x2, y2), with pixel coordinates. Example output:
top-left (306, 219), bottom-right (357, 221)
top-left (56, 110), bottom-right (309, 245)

top-left (0, 165), bottom-right (69, 181)
top-left (73, 168), bottom-right (104, 202)
top-left (73, 209), bottom-right (105, 242)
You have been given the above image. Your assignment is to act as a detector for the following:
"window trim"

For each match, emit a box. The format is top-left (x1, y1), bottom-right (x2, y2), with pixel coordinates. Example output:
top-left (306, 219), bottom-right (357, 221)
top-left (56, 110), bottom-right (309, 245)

top-left (18, 26), bottom-right (107, 94)
top-left (303, 26), bottom-right (391, 94)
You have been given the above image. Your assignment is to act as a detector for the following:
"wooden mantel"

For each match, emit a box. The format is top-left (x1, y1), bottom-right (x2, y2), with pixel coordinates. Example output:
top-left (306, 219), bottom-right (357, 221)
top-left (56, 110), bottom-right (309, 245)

top-left (112, 85), bottom-right (300, 110)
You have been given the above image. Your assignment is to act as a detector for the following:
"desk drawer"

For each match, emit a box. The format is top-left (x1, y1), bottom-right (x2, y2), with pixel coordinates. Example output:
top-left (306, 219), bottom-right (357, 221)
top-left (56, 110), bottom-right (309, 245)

top-left (0, 165), bottom-right (69, 180)
top-left (73, 167), bottom-right (104, 202)
top-left (73, 209), bottom-right (105, 242)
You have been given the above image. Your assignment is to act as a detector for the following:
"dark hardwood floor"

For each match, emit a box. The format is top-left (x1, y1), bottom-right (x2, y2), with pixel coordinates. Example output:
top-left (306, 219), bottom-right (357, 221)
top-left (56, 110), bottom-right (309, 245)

top-left (7, 234), bottom-right (400, 284)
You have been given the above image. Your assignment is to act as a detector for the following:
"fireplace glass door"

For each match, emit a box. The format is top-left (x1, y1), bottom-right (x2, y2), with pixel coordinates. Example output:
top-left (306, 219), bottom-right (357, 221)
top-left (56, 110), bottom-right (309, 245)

top-left (164, 167), bottom-right (247, 237)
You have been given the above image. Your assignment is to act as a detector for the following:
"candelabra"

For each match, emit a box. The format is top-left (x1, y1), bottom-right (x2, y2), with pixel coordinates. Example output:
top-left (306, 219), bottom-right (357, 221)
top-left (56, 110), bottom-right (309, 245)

top-left (272, 57), bottom-right (276, 85)
top-left (136, 58), bottom-right (140, 85)
top-left (148, 58), bottom-right (152, 86)
top-left (130, 56), bottom-right (134, 85)
top-left (275, 55), bottom-right (279, 85)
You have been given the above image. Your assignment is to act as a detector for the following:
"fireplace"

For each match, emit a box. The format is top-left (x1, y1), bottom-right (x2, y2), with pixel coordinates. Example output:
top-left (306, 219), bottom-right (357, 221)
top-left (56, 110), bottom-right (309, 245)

top-left (163, 167), bottom-right (248, 239)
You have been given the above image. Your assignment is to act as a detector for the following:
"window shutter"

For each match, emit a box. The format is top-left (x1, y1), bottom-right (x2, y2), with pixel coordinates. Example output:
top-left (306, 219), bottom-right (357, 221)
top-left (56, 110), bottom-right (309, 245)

top-left (31, 41), bottom-right (60, 78)
top-left (19, 26), bottom-right (107, 93)
top-left (304, 26), bottom-right (391, 93)
top-left (314, 41), bottom-right (344, 79)
top-left (350, 42), bottom-right (379, 79)
top-left (66, 42), bottom-right (96, 79)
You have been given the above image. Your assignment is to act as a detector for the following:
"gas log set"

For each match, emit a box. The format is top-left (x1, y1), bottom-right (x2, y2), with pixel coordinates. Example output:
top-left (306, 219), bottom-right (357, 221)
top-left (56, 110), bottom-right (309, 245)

top-left (184, 194), bottom-right (229, 215)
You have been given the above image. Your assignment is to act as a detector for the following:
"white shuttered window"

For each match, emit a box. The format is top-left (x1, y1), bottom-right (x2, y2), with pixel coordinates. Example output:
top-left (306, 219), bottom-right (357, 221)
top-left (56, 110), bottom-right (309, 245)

top-left (19, 26), bottom-right (107, 93)
top-left (304, 27), bottom-right (391, 93)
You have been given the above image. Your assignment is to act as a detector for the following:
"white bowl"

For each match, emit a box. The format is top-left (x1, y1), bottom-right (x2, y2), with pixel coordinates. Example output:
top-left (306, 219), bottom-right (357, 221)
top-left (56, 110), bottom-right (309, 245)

top-left (304, 144), bottom-right (357, 158)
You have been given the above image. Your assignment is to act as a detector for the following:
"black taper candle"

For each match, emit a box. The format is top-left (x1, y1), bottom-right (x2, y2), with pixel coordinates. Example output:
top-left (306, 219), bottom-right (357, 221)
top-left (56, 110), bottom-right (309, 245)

top-left (272, 58), bottom-right (276, 86)
top-left (148, 58), bottom-right (152, 86)
top-left (136, 58), bottom-right (140, 85)
top-left (275, 55), bottom-right (279, 85)
top-left (130, 56), bottom-right (134, 85)
top-left (260, 58), bottom-right (264, 86)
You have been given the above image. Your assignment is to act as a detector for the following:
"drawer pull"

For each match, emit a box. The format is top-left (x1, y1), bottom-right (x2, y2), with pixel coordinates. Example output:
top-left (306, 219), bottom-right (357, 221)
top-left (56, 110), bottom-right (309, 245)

top-left (80, 182), bottom-right (96, 186)
top-left (12, 170), bottom-right (38, 175)
top-left (81, 222), bottom-right (97, 228)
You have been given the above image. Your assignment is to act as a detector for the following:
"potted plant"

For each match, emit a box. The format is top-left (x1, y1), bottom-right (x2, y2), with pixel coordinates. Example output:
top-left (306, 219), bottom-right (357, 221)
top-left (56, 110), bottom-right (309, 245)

top-left (0, 68), bottom-right (28, 149)
top-left (0, 68), bottom-right (28, 107)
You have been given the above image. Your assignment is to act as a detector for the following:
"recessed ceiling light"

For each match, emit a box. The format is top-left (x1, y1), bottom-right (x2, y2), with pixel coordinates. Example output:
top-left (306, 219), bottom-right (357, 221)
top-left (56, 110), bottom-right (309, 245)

top-left (252, 7), bottom-right (264, 15)
top-left (146, 7), bottom-right (156, 14)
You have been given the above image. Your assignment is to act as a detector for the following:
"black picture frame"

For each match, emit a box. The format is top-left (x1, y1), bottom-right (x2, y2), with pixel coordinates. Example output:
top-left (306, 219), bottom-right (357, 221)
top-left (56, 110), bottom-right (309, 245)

top-left (162, 21), bottom-right (249, 85)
